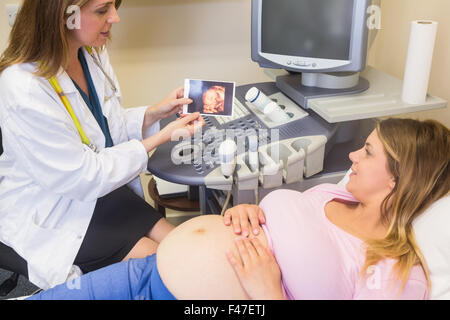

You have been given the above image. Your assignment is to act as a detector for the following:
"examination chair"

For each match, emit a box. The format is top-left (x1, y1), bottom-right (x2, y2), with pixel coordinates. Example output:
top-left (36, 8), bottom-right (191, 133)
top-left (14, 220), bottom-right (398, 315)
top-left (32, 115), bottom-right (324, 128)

top-left (0, 127), bottom-right (30, 297)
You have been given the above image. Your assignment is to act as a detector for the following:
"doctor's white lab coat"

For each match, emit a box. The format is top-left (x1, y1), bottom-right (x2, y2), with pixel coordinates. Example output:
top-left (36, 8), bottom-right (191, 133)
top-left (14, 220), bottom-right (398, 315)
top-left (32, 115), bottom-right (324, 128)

top-left (0, 48), bottom-right (160, 289)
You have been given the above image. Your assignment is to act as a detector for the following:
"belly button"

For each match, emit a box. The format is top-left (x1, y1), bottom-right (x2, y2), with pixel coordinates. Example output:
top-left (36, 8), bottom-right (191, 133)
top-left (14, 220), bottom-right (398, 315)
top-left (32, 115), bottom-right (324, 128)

top-left (194, 228), bottom-right (206, 234)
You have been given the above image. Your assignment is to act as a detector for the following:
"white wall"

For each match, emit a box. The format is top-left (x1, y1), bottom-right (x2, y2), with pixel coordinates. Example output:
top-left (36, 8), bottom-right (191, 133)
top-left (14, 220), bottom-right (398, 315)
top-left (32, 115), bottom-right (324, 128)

top-left (107, 0), bottom-right (272, 108)
top-left (369, 0), bottom-right (450, 127)
top-left (0, 0), bottom-right (21, 53)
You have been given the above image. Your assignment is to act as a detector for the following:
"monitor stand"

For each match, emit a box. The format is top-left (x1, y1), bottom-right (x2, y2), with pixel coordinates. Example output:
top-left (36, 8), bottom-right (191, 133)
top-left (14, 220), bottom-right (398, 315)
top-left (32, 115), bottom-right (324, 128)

top-left (276, 72), bottom-right (370, 109)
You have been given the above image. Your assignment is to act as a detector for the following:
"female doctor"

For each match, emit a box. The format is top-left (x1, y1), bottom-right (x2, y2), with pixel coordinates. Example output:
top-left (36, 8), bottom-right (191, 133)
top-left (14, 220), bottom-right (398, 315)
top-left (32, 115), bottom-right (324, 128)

top-left (0, 0), bottom-right (204, 289)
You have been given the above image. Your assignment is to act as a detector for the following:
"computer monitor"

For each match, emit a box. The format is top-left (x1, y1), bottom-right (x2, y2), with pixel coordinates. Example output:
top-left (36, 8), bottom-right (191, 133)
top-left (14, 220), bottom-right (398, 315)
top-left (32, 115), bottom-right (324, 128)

top-left (251, 0), bottom-right (372, 108)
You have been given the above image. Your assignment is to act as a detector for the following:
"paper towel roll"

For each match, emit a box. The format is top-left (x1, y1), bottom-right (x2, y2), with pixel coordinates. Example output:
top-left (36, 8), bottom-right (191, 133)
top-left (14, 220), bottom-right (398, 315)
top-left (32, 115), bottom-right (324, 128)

top-left (401, 20), bottom-right (438, 105)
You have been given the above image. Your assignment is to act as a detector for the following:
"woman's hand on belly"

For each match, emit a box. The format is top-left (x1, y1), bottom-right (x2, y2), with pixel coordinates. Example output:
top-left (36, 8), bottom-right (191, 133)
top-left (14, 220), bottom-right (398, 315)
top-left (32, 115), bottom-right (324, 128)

top-left (227, 237), bottom-right (285, 300)
top-left (224, 204), bottom-right (266, 237)
top-left (156, 215), bottom-right (270, 300)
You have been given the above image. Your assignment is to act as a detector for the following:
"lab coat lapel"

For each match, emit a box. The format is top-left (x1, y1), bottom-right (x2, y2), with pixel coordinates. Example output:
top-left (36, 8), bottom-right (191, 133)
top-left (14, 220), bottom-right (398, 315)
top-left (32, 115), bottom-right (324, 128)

top-left (55, 67), bottom-right (77, 95)
top-left (54, 68), bottom-right (88, 120)
top-left (55, 48), bottom-right (106, 105)
top-left (54, 67), bottom-right (107, 150)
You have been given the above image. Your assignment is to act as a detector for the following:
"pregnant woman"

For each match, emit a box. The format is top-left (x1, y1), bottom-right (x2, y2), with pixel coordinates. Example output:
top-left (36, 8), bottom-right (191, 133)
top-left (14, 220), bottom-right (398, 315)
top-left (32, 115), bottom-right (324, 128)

top-left (28, 118), bottom-right (449, 300)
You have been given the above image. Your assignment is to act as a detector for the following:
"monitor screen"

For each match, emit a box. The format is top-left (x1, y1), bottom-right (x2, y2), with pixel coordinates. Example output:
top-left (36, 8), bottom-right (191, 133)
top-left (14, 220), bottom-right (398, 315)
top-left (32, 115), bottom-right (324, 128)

top-left (261, 0), bottom-right (354, 61)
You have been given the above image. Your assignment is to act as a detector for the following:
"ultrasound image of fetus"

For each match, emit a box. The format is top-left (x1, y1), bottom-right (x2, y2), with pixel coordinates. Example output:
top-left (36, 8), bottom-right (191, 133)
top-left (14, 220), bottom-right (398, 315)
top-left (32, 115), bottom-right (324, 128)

top-left (202, 86), bottom-right (225, 114)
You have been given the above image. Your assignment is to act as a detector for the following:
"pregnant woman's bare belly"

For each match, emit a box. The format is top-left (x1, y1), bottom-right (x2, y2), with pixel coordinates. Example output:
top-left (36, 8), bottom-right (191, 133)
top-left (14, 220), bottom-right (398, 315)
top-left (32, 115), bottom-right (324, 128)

top-left (156, 215), bottom-right (269, 300)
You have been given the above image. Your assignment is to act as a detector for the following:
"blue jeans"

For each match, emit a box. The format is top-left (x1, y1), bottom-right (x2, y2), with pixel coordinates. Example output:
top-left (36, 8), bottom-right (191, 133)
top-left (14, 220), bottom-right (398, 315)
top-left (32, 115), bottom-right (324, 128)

top-left (27, 254), bottom-right (176, 300)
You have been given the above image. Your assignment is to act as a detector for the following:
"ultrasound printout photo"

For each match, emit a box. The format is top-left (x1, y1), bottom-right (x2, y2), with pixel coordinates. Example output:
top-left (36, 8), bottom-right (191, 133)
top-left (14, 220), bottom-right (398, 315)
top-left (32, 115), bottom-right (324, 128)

top-left (183, 79), bottom-right (235, 117)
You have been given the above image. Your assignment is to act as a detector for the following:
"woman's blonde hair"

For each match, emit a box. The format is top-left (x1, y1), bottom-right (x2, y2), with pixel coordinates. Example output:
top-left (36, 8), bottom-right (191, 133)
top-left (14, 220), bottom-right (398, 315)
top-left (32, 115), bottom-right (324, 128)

top-left (363, 118), bottom-right (450, 292)
top-left (0, 0), bottom-right (122, 78)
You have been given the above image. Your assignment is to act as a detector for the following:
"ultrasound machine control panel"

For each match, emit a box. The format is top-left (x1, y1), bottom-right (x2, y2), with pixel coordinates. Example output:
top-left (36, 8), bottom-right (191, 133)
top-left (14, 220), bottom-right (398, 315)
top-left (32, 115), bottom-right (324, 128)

top-left (147, 82), bottom-right (373, 214)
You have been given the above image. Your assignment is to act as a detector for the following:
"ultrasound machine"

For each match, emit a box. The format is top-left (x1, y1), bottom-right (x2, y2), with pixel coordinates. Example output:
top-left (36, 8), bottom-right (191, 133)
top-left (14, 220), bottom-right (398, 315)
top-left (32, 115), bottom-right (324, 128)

top-left (147, 0), bottom-right (447, 214)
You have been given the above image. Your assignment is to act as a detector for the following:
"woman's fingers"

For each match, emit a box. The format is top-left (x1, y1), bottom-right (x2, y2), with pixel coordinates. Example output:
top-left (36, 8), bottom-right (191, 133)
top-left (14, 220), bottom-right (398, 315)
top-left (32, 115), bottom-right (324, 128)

top-left (250, 237), bottom-right (268, 258)
top-left (237, 237), bottom-right (271, 263)
top-left (242, 238), bottom-right (258, 260)
top-left (231, 211), bottom-right (242, 235)
top-left (239, 210), bottom-right (251, 237)
top-left (258, 207), bottom-right (266, 224)
top-left (249, 207), bottom-right (265, 235)
top-left (223, 205), bottom-right (266, 237)
top-left (224, 206), bottom-right (244, 235)
top-left (248, 212), bottom-right (261, 235)
top-left (234, 238), bottom-right (253, 266)
top-left (226, 250), bottom-right (244, 278)
top-left (223, 209), bottom-right (232, 226)
top-left (226, 235), bottom-right (283, 300)
top-left (245, 206), bottom-right (266, 236)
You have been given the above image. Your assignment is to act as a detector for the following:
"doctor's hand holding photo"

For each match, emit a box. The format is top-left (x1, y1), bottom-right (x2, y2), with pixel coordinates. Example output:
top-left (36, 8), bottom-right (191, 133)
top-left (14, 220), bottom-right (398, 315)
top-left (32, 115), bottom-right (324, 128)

top-left (142, 112), bottom-right (205, 152)
top-left (141, 86), bottom-right (205, 152)
top-left (143, 86), bottom-right (193, 129)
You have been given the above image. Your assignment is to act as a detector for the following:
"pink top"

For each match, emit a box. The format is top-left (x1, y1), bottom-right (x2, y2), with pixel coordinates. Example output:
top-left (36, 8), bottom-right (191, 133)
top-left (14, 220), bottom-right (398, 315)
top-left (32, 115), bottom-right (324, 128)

top-left (259, 183), bottom-right (428, 300)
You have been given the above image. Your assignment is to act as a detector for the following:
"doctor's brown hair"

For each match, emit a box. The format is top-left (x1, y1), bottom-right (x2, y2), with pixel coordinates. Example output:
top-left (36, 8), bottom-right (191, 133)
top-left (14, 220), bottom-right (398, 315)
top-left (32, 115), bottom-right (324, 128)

top-left (0, 0), bottom-right (122, 78)
top-left (362, 118), bottom-right (449, 293)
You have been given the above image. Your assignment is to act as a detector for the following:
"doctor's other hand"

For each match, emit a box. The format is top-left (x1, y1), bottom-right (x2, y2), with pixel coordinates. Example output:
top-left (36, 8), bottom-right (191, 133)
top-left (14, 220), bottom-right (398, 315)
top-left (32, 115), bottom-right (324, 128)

top-left (144, 86), bottom-right (192, 128)
top-left (226, 237), bottom-right (284, 300)
top-left (141, 112), bottom-right (205, 153)
top-left (224, 204), bottom-right (266, 237)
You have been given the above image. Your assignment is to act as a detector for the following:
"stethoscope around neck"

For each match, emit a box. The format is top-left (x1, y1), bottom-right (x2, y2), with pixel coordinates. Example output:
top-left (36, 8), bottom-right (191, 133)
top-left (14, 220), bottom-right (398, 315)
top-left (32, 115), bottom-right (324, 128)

top-left (47, 46), bottom-right (117, 153)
